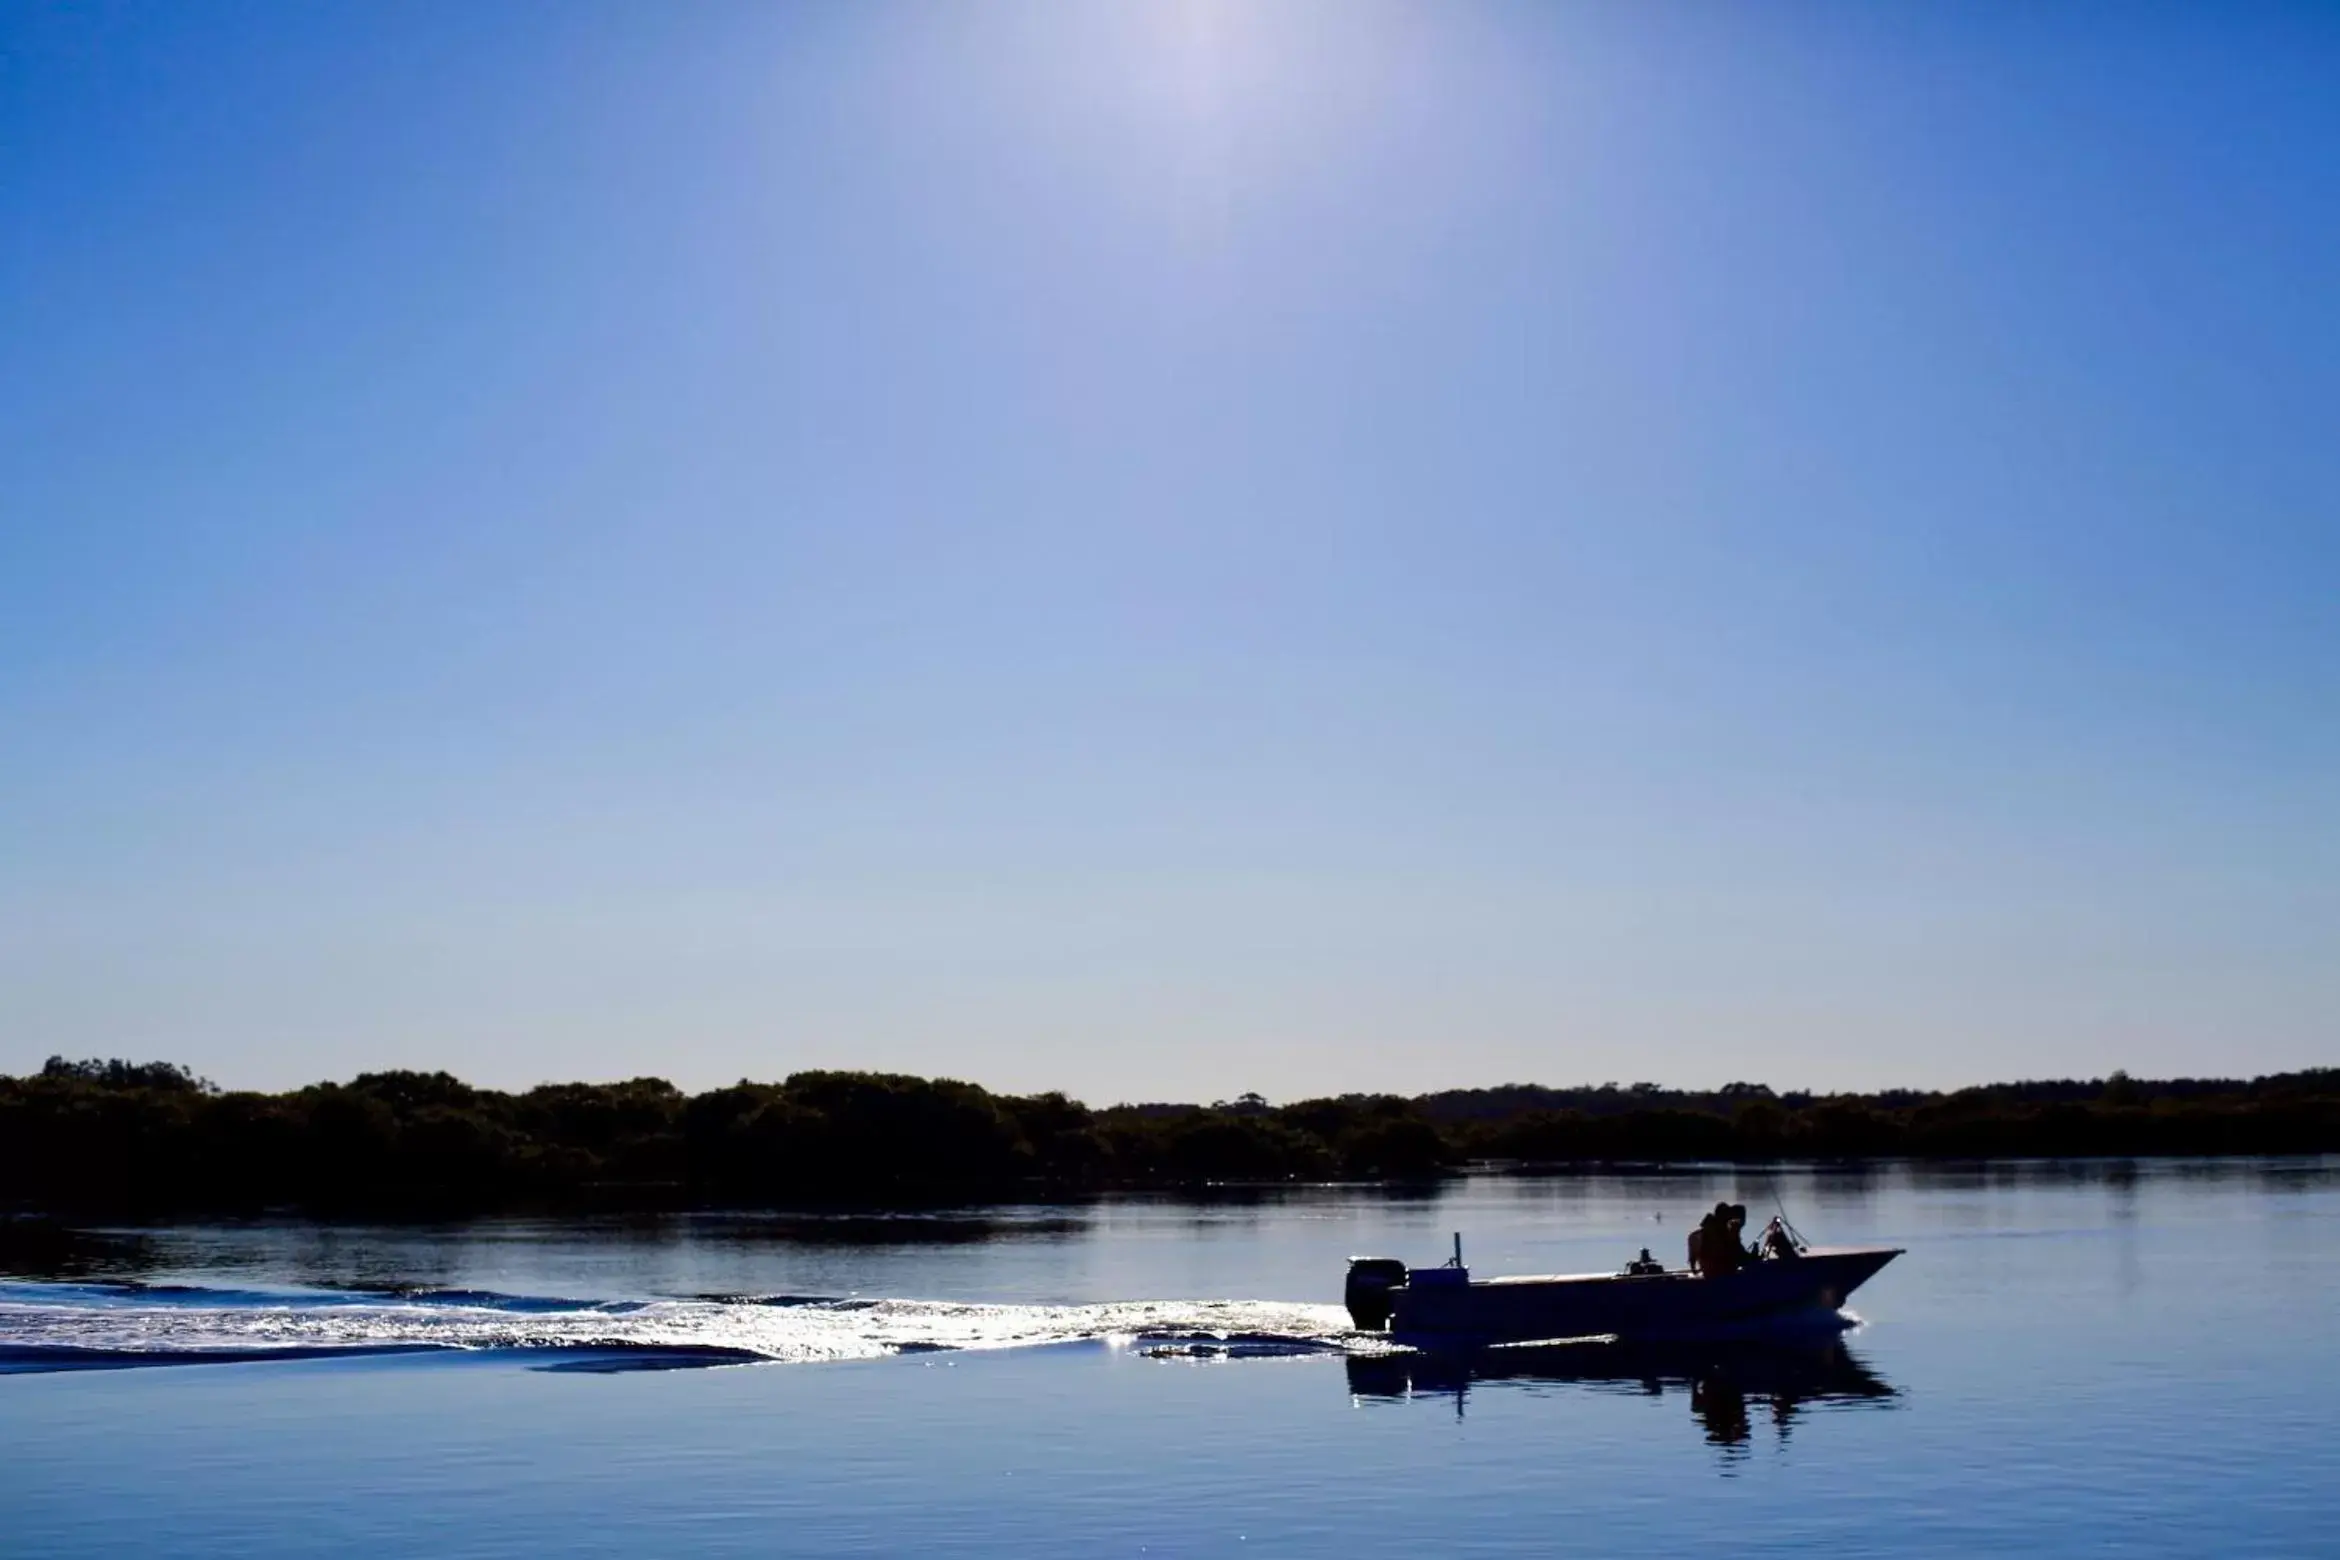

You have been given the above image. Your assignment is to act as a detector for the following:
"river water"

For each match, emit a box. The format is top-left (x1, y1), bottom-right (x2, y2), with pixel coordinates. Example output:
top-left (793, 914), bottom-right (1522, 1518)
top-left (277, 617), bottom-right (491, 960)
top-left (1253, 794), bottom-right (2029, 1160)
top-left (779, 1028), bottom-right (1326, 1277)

top-left (3, 1159), bottom-right (2334, 1557)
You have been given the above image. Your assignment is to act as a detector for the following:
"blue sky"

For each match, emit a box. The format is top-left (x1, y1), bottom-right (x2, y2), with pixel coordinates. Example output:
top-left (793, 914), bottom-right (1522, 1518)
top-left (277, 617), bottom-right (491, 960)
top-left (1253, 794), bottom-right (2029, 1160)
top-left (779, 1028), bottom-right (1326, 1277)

top-left (4, 1), bottom-right (2335, 1099)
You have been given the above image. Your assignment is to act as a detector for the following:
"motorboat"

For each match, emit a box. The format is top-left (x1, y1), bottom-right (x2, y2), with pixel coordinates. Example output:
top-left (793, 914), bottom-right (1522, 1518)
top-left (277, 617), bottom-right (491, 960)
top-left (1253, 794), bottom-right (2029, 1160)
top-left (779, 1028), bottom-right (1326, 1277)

top-left (1344, 1231), bottom-right (1900, 1346)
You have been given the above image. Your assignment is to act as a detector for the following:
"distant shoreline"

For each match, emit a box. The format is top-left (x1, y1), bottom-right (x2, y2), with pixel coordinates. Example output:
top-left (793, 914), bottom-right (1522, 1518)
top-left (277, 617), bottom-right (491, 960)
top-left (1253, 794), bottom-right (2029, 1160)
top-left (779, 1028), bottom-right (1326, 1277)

top-left (4, 1059), bottom-right (2333, 1219)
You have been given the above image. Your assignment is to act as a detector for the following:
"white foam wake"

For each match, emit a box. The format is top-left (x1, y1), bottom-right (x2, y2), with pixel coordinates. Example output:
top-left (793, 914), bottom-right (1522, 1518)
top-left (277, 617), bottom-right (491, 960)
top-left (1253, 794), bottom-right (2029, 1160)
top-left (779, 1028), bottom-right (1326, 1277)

top-left (0, 1280), bottom-right (1354, 1370)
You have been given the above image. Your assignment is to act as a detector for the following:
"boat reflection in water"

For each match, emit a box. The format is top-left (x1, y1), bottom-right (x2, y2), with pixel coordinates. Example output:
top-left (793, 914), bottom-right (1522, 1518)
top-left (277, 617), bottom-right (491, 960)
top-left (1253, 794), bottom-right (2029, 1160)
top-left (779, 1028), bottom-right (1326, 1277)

top-left (1345, 1337), bottom-right (1899, 1448)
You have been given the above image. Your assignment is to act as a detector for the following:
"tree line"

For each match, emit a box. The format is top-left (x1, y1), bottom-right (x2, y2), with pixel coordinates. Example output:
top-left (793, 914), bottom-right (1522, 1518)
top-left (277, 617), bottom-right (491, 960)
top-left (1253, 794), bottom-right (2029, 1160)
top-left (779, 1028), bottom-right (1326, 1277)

top-left (2, 1056), bottom-right (2334, 1216)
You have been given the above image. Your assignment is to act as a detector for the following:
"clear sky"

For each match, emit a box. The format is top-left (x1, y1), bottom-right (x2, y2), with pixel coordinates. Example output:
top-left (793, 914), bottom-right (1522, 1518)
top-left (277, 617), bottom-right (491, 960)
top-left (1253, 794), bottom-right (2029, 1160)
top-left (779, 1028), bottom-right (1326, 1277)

top-left (4, 1), bottom-right (2335, 1101)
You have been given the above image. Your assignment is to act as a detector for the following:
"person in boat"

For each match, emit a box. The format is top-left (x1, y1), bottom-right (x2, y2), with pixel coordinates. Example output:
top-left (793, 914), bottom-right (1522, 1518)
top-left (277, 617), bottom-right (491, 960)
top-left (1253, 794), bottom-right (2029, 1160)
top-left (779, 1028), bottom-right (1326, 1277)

top-left (1719, 1204), bottom-right (1749, 1275)
top-left (1687, 1204), bottom-right (1717, 1274)
top-left (1690, 1202), bottom-right (1747, 1277)
top-left (1625, 1247), bottom-right (1665, 1276)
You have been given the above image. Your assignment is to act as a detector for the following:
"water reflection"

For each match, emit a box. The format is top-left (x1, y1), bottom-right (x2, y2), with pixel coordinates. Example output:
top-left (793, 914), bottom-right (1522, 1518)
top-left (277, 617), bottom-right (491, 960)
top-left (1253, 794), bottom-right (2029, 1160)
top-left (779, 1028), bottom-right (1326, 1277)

top-left (0, 1220), bottom-right (154, 1281)
top-left (679, 1212), bottom-right (1092, 1246)
top-left (1346, 1338), bottom-right (1899, 1452)
top-left (0, 1211), bottom-right (1091, 1277)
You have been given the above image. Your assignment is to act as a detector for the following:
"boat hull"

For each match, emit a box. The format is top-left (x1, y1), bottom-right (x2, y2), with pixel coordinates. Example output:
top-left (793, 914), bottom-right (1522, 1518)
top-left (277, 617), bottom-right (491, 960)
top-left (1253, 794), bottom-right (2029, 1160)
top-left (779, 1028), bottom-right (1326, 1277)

top-left (1382, 1246), bottom-right (1901, 1345)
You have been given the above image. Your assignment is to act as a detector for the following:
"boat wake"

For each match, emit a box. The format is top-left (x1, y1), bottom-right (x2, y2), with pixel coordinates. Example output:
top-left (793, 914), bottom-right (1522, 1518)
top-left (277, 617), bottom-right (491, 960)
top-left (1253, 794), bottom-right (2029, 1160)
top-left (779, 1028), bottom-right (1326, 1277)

top-left (0, 1278), bottom-right (1355, 1374)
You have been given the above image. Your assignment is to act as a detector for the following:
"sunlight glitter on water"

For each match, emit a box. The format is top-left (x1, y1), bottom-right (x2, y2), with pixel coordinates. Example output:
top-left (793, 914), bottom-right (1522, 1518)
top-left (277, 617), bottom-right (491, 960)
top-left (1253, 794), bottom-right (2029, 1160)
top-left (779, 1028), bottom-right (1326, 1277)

top-left (0, 1279), bottom-right (1357, 1369)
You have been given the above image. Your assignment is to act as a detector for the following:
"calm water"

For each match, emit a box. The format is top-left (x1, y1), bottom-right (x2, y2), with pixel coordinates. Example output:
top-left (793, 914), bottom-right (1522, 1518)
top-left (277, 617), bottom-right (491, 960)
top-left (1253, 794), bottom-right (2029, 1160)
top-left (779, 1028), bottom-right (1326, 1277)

top-left (4, 1160), bottom-right (2335, 1557)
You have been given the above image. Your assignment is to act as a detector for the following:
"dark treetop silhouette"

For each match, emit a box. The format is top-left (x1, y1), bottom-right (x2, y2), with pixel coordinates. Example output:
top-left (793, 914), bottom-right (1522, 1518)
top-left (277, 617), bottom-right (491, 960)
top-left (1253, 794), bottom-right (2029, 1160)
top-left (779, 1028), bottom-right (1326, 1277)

top-left (3, 1057), bottom-right (2334, 1216)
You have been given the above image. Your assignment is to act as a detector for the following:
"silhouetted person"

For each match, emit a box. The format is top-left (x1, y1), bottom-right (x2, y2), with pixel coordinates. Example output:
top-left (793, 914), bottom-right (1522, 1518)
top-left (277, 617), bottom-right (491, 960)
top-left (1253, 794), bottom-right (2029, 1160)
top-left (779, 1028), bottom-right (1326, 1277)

top-left (1698, 1203), bottom-right (1748, 1277)
top-left (1689, 1202), bottom-right (1720, 1274)
top-left (1691, 1201), bottom-right (1743, 1276)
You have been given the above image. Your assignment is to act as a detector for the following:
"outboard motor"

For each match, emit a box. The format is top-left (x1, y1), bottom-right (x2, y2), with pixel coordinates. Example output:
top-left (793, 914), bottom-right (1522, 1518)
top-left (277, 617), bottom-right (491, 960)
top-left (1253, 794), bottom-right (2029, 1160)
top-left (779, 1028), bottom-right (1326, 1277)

top-left (1344, 1257), bottom-right (1408, 1331)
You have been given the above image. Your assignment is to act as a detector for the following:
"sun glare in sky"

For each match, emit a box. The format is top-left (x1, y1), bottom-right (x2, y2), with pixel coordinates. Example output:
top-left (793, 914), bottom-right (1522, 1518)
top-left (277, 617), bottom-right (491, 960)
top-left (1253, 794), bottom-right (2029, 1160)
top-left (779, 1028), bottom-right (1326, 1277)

top-left (2, 2), bottom-right (2334, 1098)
